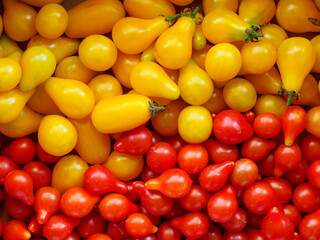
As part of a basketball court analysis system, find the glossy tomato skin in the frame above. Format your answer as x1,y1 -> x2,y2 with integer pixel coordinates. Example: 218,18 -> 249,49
292,182 -> 320,213
203,138 -> 239,164
300,133 -> 320,163
253,112 -> 281,138
307,160 -> 320,189
213,110 -> 254,145
157,221 -> 183,240
0,155 -> 19,184
22,161 -> 51,191
8,137 -> 36,165
76,212 -> 107,239
299,208 -> 320,240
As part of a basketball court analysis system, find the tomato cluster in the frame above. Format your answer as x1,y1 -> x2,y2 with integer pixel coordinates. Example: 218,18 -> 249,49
1,0 -> 320,239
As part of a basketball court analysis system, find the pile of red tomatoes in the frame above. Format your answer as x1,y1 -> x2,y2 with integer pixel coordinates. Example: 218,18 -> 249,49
2,0 -> 320,239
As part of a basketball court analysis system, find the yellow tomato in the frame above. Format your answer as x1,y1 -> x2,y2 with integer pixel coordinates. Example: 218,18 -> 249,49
193,23 -> 207,51
254,95 -> 287,118
202,0 -> 239,15
130,61 -> 180,100
239,38 -> 277,75
169,0 -> 194,6
20,46 -> 56,92
0,105 -> 43,138
0,57 -> 22,92
238,0 -> 276,25
192,44 -> 213,70
0,87 -> 35,124
92,94 -> 159,134
3,0 -> 37,42
202,87 -> 228,114
178,106 -> 212,143
205,43 -> 242,82
223,78 -> 257,112
151,98 -> 188,137
260,24 -> 288,49
55,56 -> 96,84
311,35 -> 320,73
88,74 -> 123,103
79,35 -> 117,71
65,0 -> 125,38
35,3 -> 68,39
245,66 -> 282,95
27,35 -> 80,63
20,0 -> 63,7
178,59 -> 214,105
112,51 -> 141,88
51,155 -> 89,194
104,151 -> 144,181
70,117 -> 111,165
123,0 -> 176,19
45,77 -> 95,119
154,16 -> 195,69
38,115 -> 78,156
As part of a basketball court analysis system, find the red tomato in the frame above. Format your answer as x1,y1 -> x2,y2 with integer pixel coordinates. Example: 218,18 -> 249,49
300,133 -> 320,163
253,112 -> 281,138
8,137 -> 36,165
177,144 -> 209,174
157,221 -> 183,240
179,184 -> 210,212
22,161 -> 51,191
146,142 -> 177,174
203,138 -> 239,164
307,160 -> 320,189
230,159 -> 258,190
292,182 -> 320,213
0,155 -> 19,185
222,208 -> 248,232
36,143 -> 61,163
76,212 -> 107,239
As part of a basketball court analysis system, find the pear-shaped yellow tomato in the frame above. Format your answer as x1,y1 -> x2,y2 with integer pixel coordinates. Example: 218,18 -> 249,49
123,0 -> 176,19
202,87 -> 229,114
0,57 -> 22,92
202,0 -> 239,15
88,74 -> 123,103
45,77 -> 95,119
112,51 -> 141,88
178,106 -> 212,143
55,56 -> 96,84
104,151 -> 144,181
192,44 -> 213,70
151,98 -> 188,137
178,59 -> 214,105
154,15 -> 196,69
311,35 -> 320,73
35,3 -> 68,39
245,66 -> 282,95
38,115 -> 77,156
51,155 -> 89,194
239,38 -> 277,75
2,0 -> 37,42
130,61 -> 180,100
112,16 -> 173,55
27,35 -> 80,63
7,51 -> 22,63
20,46 -> 56,92
277,37 -> 316,104
141,41 -> 156,62
0,106 -> 43,138
65,0 -> 125,38
238,0 -> 276,25
169,0 -> 194,6
92,94 -> 162,134
276,0 -> 320,33
223,78 -> 257,112
0,34 -> 23,57
205,43 -> 242,82
193,23 -> 207,51
27,83 -> 63,115
69,117 -> 111,165
260,24 -> 288,49
78,34 -> 117,72
290,74 -> 320,107
0,87 -> 35,124
254,94 -> 287,118
20,0 -> 63,7
202,8 -> 263,44
127,89 -> 173,106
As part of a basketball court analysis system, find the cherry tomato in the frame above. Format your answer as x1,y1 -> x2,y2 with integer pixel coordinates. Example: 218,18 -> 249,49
8,137 -> 35,165
0,155 -> 19,185
22,161 -> 51,191
292,182 -> 320,213
253,112 -> 281,138
230,159 -> 258,190
203,138 -> 238,164
76,212 -> 107,239
300,133 -> 320,163
177,144 -> 209,174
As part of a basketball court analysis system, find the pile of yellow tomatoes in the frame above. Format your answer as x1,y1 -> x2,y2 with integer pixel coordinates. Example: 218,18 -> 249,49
2,0 -> 320,238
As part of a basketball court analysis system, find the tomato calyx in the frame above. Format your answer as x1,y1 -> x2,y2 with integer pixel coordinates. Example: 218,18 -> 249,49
181,7 -> 202,24
163,14 -> 182,26
149,100 -> 166,118
281,87 -> 301,106
245,24 -> 264,42
308,17 -> 320,26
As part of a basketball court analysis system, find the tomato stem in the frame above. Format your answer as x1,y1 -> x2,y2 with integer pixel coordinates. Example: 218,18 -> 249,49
190,6 -> 199,19
164,14 -> 182,26
149,100 -> 166,118
286,94 -> 294,106
245,24 -> 264,42
281,87 -> 300,106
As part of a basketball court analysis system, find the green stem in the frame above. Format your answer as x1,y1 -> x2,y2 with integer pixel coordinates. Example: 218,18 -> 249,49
164,14 -> 181,26
149,100 -> 165,118
190,6 -> 199,19
286,94 -> 294,106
